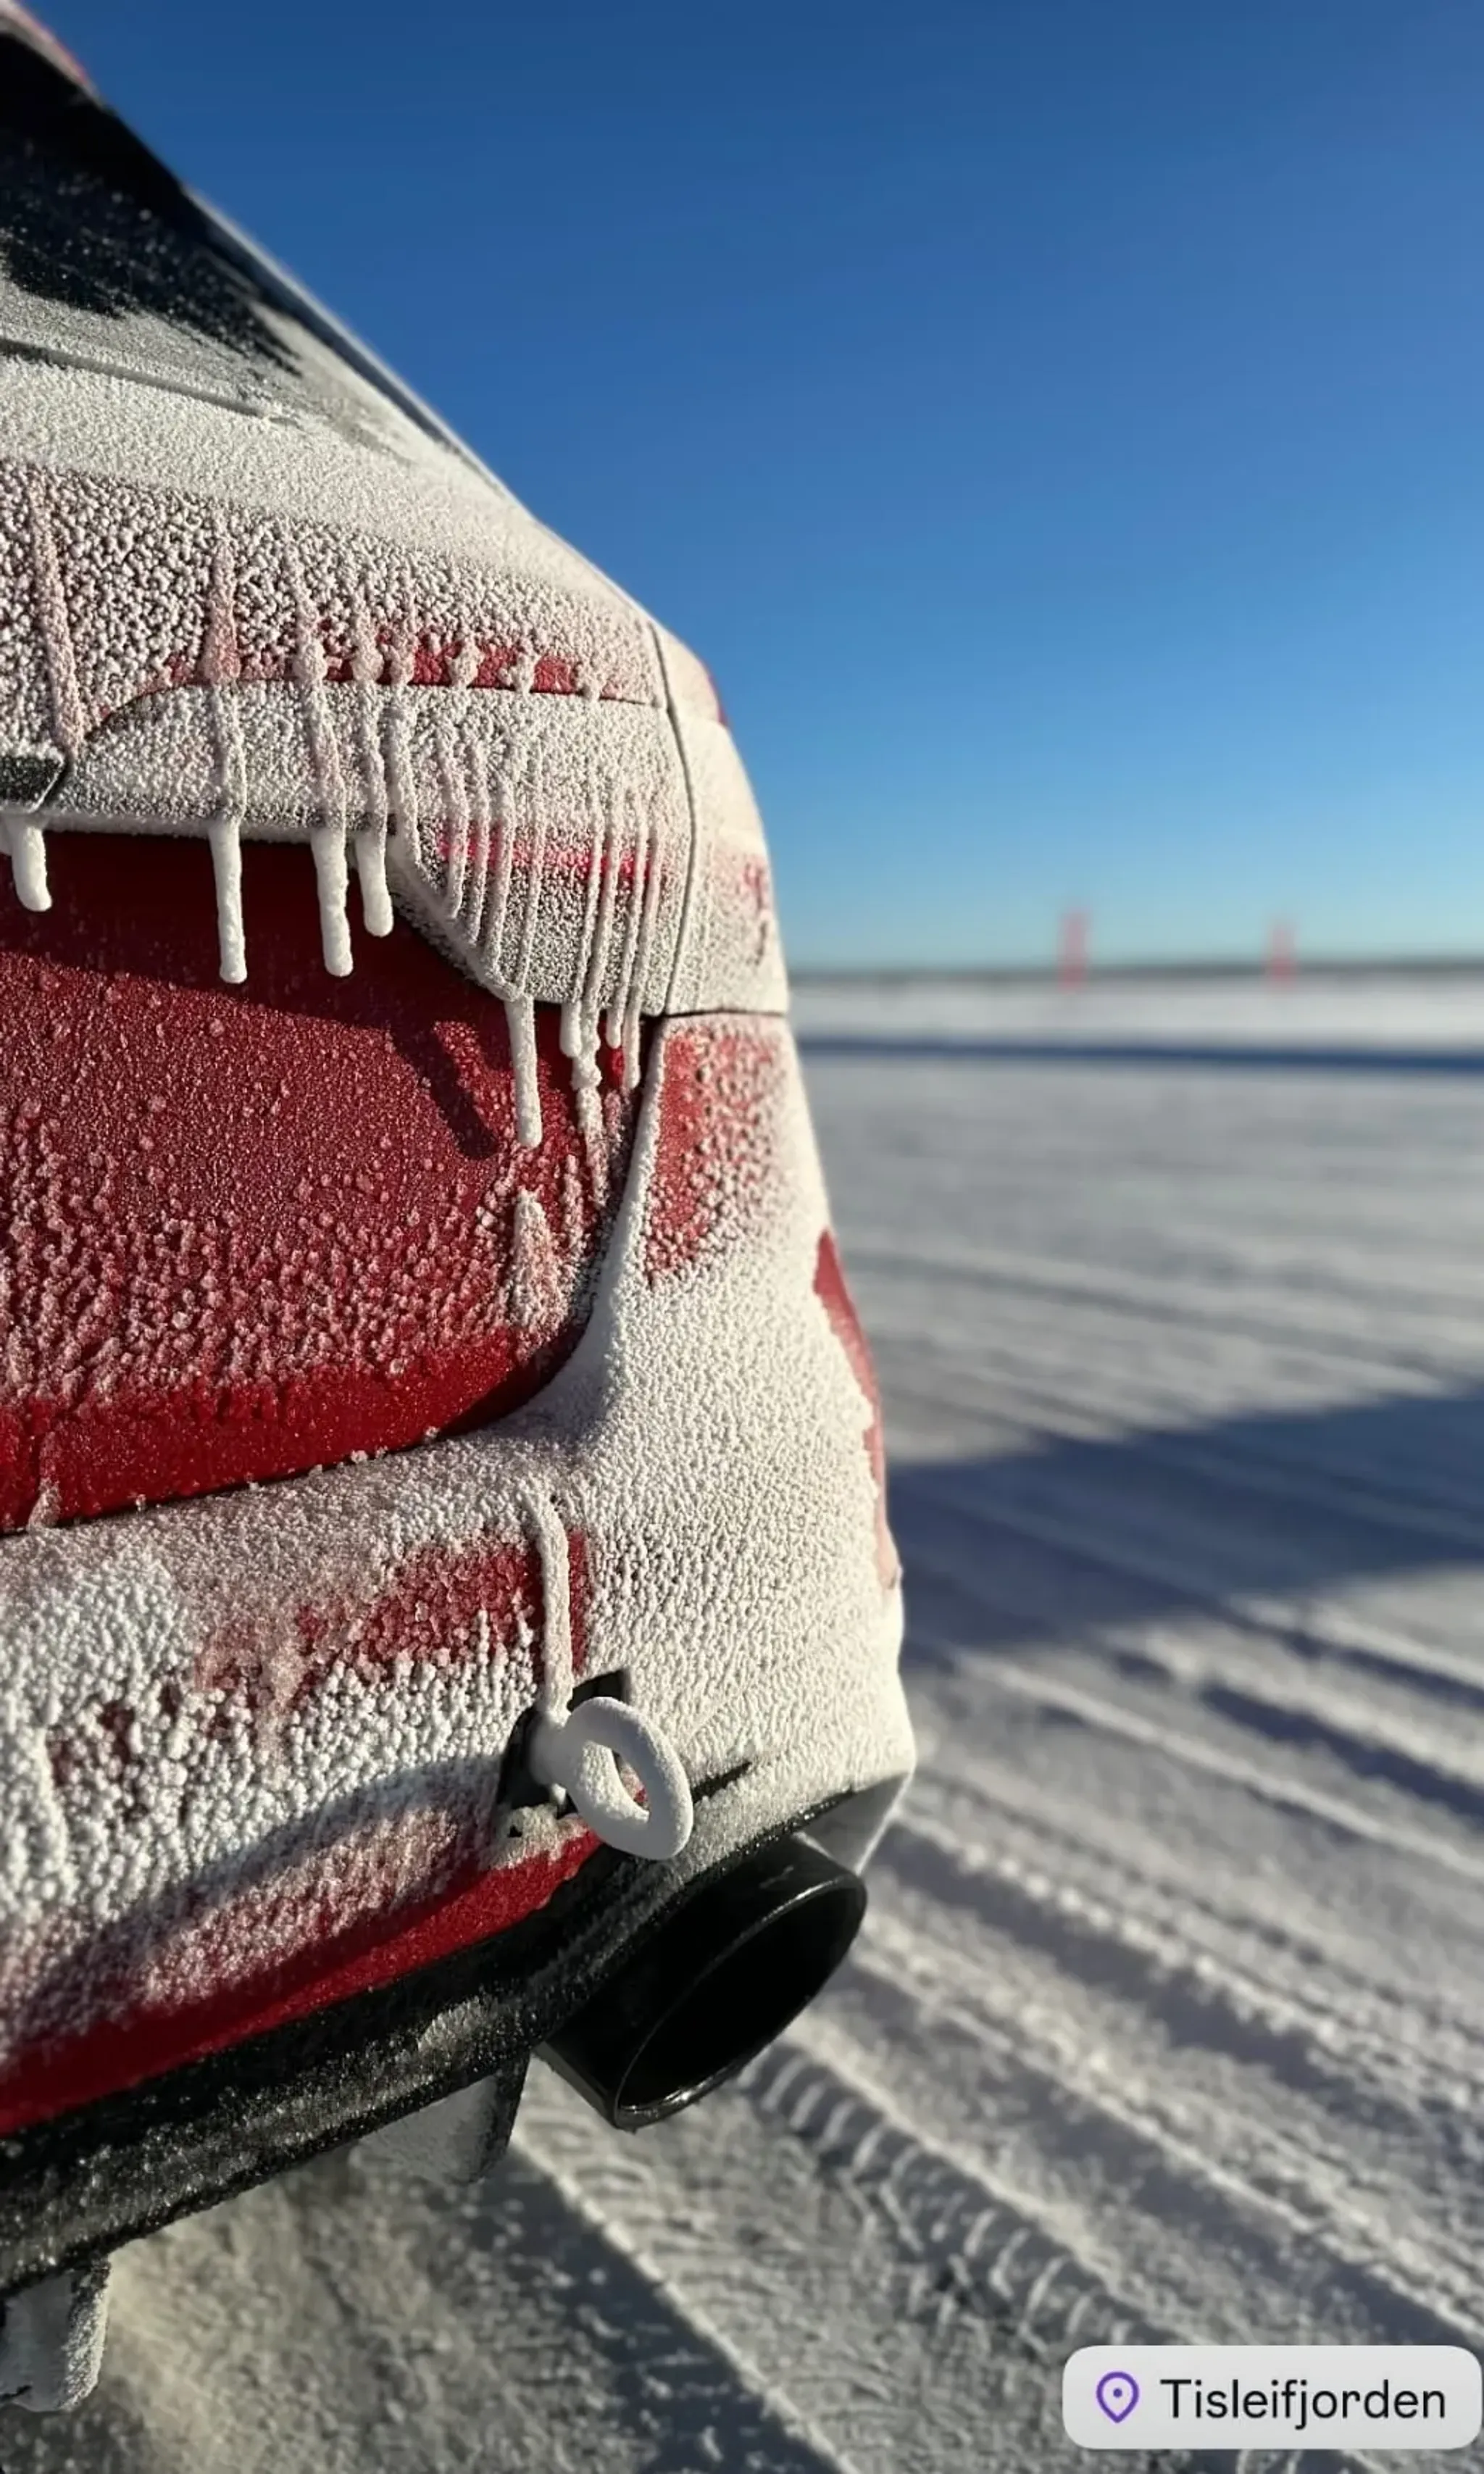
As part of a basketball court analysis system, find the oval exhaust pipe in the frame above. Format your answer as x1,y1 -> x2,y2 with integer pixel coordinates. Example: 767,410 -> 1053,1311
541,1835 -> 866,2129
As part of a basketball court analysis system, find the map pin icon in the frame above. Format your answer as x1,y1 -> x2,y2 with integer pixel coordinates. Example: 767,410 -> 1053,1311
1095,2370 -> 1140,2425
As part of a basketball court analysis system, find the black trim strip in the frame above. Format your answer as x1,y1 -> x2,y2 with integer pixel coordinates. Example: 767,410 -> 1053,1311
0,1793 -> 834,2298
0,1841 -> 655,2295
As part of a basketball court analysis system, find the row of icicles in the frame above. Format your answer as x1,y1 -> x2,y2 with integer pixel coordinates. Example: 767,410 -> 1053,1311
4,488 -> 674,1152
0,783 -> 658,1156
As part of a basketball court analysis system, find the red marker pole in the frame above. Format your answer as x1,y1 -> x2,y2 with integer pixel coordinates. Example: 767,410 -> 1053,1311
1059,908 -> 1088,988
1267,919 -> 1296,984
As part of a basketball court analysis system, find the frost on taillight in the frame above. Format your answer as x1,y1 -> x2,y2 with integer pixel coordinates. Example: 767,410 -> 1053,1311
0,833 -> 642,1530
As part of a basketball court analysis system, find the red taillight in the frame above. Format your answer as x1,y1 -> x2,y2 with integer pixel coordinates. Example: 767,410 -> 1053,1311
0,832 -> 640,1528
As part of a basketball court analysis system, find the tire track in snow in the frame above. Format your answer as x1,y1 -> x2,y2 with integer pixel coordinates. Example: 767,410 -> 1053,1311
516,2046 -> 1279,2474
501,2120 -> 866,2474
892,1769 -> 1484,2099
817,1926 -> 1481,2362
514,2060 -> 1104,2474
1,2143 -> 854,2474
900,1504 -> 1484,1853
860,1815 -> 1484,2343
935,1652 -> 1484,1885
880,1802 -> 1484,2128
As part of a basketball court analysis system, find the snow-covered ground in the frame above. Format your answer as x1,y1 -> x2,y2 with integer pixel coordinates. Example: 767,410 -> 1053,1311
10,1018 -> 1484,2474
793,966 -> 1484,1053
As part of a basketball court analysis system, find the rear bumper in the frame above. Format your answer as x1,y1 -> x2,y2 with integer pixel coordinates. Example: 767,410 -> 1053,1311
0,1012 -> 911,2288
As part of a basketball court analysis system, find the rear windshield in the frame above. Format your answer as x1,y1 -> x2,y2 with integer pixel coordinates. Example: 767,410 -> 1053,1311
0,27 -> 453,449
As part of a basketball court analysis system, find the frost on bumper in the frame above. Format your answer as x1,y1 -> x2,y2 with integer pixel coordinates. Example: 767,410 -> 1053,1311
0,1017 -> 909,2157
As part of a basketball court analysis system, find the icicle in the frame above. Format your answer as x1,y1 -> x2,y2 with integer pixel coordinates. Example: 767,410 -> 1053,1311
204,565 -> 249,978
559,989 -> 604,1150
554,762 -> 609,1134
480,742 -> 519,984
560,1149 -> 585,1258
566,763 -> 606,1038
583,1072 -> 611,1207
207,812 -> 246,983
436,715 -> 470,920
462,715 -> 494,949
621,812 -> 664,1092
575,1049 -> 604,1130
349,578 -> 394,937
201,515 -> 243,694
503,991 -> 542,1149
527,1483 -> 573,1717
381,568 -> 420,884
604,792 -> 644,1052
581,782 -> 622,1044
383,705 -> 418,868
4,815 -> 50,912
287,541 -> 353,979
354,825 -> 393,938
512,749 -> 548,994
312,825 -> 354,978
521,1473 -> 693,1861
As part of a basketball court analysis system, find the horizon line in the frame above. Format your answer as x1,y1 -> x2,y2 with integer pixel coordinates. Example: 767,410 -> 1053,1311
788,952 -> 1484,983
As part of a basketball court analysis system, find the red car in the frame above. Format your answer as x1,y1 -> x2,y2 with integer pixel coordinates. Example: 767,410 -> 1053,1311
0,1 -> 911,2412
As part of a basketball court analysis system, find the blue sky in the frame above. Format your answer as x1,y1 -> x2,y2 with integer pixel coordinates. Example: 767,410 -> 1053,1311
45,0 -> 1484,966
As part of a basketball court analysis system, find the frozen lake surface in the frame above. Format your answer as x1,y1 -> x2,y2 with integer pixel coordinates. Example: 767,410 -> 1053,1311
793,967 -> 1484,1054
10,1024 -> 1484,2474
